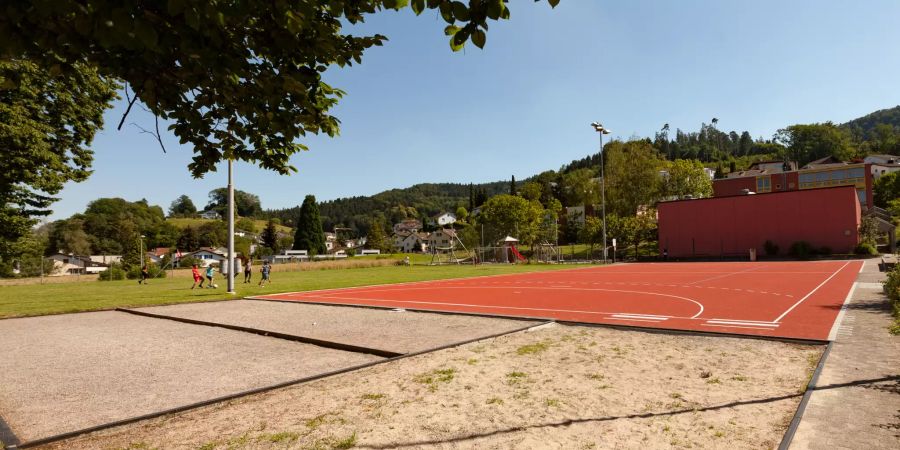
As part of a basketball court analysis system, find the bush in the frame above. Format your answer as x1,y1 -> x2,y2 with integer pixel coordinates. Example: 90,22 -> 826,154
98,263 -> 126,281
885,265 -> 900,335
789,241 -> 814,259
177,255 -> 200,269
854,242 -> 878,256
125,263 -> 167,279
763,240 -> 779,256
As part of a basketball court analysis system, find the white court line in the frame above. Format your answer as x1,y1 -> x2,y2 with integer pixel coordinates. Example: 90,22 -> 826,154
706,320 -> 778,328
298,285 -> 707,319
827,281 -> 859,341
684,265 -> 764,285
700,324 -> 780,331
302,294 -> 674,318
708,318 -> 779,324
773,261 -> 852,323
611,313 -> 671,319
608,317 -> 666,323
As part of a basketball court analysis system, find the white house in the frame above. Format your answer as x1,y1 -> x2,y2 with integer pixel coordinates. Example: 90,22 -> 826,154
864,154 -> 899,165
432,212 -> 457,227
426,228 -> 457,251
88,255 -> 121,265
48,254 -> 109,275
394,231 -> 428,253
324,232 -> 336,251
199,210 -> 221,220
703,167 -> 716,179
184,247 -> 226,267
866,155 -> 900,179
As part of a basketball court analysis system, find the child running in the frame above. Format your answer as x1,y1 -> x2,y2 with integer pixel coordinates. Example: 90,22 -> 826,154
206,264 -> 216,288
243,258 -> 252,284
258,261 -> 271,287
191,264 -> 203,289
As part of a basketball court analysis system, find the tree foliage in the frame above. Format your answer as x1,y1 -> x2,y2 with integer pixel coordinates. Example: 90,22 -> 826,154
261,219 -> 280,253
0,58 -> 117,257
479,194 -> 545,246
874,172 -> 900,209
774,123 -> 853,166
1,0 -> 559,178
660,159 -> 713,199
169,194 -> 197,216
366,217 -> 391,253
206,188 -> 262,218
604,140 -> 663,216
292,195 -> 326,255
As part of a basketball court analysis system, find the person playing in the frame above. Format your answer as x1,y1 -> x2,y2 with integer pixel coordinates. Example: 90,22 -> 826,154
191,264 -> 203,289
206,264 -> 216,288
243,258 -> 252,284
139,265 -> 150,284
258,261 -> 271,287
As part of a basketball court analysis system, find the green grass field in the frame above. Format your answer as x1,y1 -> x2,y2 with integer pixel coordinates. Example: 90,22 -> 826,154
0,263 -> 580,319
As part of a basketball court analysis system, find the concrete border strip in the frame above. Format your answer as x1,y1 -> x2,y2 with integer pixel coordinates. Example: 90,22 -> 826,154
827,282 -> 858,341
777,341 -> 833,450
115,308 -> 403,358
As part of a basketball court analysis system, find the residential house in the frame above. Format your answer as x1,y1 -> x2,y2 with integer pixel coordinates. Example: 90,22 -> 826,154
184,247 -> 227,267
324,232 -> 336,251
273,249 -> 308,263
199,210 -> 221,220
426,228 -> 458,251
432,212 -> 457,227
726,160 -> 797,179
393,219 -> 422,234
864,154 -> 900,179
393,230 -> 428,253
48,253 -> 109,275
88,255 -> 122,265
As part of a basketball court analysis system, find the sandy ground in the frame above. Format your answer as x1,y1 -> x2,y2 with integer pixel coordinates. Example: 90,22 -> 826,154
43,324 -> 823,450
0,311 -> 380,444
132,300 -> 535,354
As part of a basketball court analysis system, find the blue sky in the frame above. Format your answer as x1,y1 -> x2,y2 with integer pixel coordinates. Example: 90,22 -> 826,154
50,0 -> 900,220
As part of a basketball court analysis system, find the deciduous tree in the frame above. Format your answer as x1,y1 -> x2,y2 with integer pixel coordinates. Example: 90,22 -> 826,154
169,195 -> 197,217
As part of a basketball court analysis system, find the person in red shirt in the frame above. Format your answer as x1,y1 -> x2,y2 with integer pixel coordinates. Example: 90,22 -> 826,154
191,264 -> 203,289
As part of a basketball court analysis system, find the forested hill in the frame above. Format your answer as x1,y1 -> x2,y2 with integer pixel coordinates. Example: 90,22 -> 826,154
267,181 -> 510,234
842,105 -> 900,140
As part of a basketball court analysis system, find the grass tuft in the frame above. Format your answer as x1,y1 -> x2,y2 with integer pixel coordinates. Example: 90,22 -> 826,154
516,341 -> 549,355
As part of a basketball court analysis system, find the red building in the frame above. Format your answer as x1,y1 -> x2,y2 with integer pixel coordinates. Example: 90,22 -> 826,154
658,186 -> 860,258
713,162 -> 874,210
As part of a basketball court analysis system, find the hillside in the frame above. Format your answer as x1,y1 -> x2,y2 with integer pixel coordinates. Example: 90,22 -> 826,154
266,105 -> 900,235
842,105 -> 900,140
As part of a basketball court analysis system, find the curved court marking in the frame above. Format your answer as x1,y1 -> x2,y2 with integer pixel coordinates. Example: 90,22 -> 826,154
297,285 -> 706,319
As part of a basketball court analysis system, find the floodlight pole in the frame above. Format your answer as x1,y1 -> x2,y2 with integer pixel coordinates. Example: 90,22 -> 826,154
227,159 -> 235,294
140,234 -> 146,269
591,122 -> 611,264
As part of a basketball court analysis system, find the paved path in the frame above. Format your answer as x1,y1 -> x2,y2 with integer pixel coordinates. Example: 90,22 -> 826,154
790,259 -> 900,449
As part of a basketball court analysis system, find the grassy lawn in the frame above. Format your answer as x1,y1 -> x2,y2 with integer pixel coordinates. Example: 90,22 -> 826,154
0,262 -> 580,319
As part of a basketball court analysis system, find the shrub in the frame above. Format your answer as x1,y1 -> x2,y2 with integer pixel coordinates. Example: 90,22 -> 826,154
98,263 -> 126,281
763,240 -> 779,256
177,255 -> 200,268
885,266 -> 900,335
854,242 -> 878,256
789,241 -> 814,259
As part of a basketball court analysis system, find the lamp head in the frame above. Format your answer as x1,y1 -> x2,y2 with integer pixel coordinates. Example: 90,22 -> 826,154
591,122 -> 611,134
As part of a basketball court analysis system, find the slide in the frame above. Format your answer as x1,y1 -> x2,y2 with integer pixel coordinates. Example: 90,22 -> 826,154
510,245 -> 527,262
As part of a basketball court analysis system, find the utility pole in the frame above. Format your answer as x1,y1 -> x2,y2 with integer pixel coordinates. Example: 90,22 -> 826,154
591,122 -> 611,264
227,160 -> 235,294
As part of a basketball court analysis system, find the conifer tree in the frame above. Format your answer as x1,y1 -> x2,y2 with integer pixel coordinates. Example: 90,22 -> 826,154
293,195 -> 326,255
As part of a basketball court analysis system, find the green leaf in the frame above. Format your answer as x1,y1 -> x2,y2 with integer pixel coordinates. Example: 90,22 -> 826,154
548,0 -> 561,7
449,34 -> 465,52
486,0 -> 503,20
472,29 -> 486,49
439,2 -> 453,23
451,1 -> 469,21
444,25 -> 460,36
411,0 -> 426,15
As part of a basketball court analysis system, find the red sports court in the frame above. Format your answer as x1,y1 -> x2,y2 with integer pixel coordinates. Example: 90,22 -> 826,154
252,260 -> 862,341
